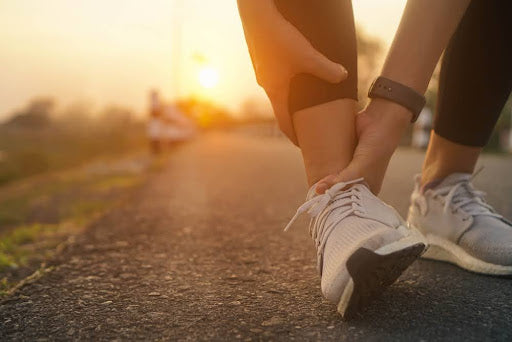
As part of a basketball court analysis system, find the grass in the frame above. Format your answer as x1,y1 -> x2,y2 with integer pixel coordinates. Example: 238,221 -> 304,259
0,170 -> 143,230
0,191 -> 123,273
0,175 -> 78,227
90,174 -> 140,192
0,277 -> 9,297
0,224 -> 56,271
0,152 -> 159,296
0,196 -> 29,227
0,103 -> 147,186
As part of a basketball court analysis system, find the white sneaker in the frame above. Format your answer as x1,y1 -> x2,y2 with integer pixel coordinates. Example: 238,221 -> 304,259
285,178 -> 425,320
407,173 -> 512,275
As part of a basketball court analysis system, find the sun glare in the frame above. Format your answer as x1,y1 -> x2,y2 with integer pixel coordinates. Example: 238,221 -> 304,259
198,67 -> 219,89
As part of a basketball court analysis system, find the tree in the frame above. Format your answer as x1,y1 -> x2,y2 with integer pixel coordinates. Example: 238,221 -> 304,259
4,98 -> 55,128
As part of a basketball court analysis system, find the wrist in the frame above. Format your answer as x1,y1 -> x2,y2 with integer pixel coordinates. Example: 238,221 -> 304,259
368,76 -> 425,122
366,98 -> 413,127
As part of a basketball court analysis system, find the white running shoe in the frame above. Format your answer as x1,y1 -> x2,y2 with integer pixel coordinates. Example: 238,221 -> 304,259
285,178 -> 425,320
407,173 -> 512,275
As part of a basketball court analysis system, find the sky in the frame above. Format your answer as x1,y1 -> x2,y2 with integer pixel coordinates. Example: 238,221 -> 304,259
0,0 -> 407,121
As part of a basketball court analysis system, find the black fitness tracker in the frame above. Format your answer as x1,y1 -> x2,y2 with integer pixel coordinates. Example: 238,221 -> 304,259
368,76 -> 426,123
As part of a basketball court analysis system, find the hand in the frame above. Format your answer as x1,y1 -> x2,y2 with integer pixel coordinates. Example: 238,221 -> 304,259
315,99 -> 412,194
238,0 -> 348,144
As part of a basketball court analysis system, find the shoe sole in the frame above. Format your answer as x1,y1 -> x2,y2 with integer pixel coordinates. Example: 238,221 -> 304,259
337,242 -> 425,320
420,233 -> 512,276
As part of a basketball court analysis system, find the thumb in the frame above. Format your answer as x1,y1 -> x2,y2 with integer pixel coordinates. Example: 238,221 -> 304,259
303,49 -> 348,84
315,160 -> 363,194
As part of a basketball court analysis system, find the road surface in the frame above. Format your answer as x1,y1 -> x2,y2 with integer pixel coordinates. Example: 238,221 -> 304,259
1,132 -> 512,341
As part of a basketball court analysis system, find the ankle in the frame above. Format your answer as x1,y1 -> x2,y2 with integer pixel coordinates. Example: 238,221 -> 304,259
420,170 -> 443,188
420,160 -> 476,187
421,133 -> 481,187
362,99 -> 411,141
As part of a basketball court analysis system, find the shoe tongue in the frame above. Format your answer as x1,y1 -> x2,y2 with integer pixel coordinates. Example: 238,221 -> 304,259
434,173 -> 492,215
421,173 -> 471,193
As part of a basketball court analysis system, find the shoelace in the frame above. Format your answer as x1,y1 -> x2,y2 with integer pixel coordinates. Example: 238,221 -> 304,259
431,180 -> 502,220
284,178 -> 366,262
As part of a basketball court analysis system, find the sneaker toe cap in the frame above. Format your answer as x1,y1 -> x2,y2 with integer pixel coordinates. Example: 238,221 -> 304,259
459,218 -> 512,266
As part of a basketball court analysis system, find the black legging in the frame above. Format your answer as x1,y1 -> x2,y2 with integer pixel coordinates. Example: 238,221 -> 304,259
434,0 -> 512,147
246,0 -> 512,147
272,0 -> 358,113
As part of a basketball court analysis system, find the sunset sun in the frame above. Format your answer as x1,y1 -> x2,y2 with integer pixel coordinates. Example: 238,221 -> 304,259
198,67 -> 219,89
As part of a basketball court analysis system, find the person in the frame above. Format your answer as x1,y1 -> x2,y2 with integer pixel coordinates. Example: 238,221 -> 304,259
148,90 -> 163,155
161,103 -> 196,146
237,0 -> 512,319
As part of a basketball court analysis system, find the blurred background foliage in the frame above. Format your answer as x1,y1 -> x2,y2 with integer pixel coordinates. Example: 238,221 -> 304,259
0,98 -> 145,185
0,25 -> 510,186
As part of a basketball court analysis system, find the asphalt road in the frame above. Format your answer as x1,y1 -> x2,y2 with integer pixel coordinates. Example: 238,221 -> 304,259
1,132 -> 512,341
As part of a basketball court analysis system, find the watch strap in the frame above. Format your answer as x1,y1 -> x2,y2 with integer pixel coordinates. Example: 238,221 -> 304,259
368,76 -> 426,123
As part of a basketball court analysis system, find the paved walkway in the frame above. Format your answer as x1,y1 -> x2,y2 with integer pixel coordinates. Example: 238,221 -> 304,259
1,133 -> 511,341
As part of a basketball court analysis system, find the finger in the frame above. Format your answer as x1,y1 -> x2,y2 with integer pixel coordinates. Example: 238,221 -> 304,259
302,49 -> 348,84
315,161 -> 362,194
314,174 -> 338,194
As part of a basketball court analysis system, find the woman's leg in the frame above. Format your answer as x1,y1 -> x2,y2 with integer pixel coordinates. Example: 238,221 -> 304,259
275,1 -> 427,320
274,0 -> 358,186
294,100 -> 356,185
409,1 -> 512,276
421,0 -> 512,185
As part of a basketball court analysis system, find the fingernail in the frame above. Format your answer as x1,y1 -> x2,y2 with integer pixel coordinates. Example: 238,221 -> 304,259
316,183 -> 326,194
